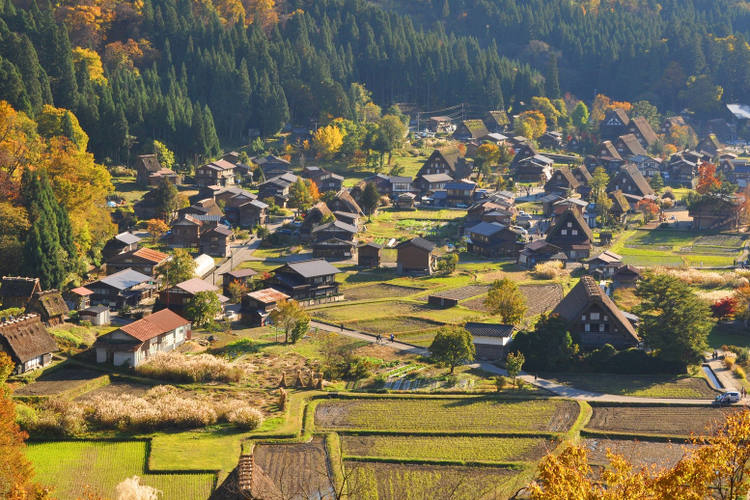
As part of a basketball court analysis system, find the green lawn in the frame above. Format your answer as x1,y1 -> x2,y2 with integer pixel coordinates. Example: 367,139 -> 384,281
341,435 -> 553,463
611,228 -> 740,267
542,373 -> 717,399
708,322 -> 750,349
26,441 -> 215,500
314,397 -> 577,433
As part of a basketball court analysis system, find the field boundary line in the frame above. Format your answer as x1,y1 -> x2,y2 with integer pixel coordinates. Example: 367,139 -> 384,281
586,400 -> 714,408
320,391 -> 555,401
343,455 -> 530,469
327,429 -> 562,438
580,429 -> 694,442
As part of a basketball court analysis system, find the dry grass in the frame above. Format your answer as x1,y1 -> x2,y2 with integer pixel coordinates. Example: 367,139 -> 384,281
533,260 -> 565,279
136,352 -> 244,383
656,268 -> 750,289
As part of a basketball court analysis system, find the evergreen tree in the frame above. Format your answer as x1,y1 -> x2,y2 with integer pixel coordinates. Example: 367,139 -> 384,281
545,55 -> 561,99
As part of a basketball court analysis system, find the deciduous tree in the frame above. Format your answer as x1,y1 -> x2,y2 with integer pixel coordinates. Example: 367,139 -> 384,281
505,351 -> 525,387
269,299 -> 310,344
485,278 -> 527,325
429,326 -> 476,374
160,248 -> 196,287
185,291 -> 222,328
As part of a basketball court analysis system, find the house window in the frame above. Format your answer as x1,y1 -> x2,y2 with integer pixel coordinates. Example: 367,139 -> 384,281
567,222 -> 572,227
599,323 -> 606,332
590,312 -> 600,320
585,323 -> 591,332
572,230 -> 578,236
561,229 -> 567,235
581,314 -> 586,321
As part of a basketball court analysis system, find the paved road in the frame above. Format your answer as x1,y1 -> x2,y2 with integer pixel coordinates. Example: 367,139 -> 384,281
317,321 -> 749,406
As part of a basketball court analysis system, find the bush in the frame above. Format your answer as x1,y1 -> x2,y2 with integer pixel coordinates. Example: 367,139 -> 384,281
226,406 -> 264,430
733,365 -> 746,380
30,399 -> 86,436
724,356 -> 736,370
135,352 -> 244,383
533,260 -> 564,279
15,403 -> 38,428
604,348 -> 685,374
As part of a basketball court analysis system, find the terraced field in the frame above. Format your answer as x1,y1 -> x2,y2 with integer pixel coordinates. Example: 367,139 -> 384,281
26,441 -> 215,500
342,283 -> 424,301
253,437 -> 334,499
315,397 -> 579,433
586,405 -> 738,436
464,283 -> 563,316
341,435 -> 555,462
582,438 -> 695,469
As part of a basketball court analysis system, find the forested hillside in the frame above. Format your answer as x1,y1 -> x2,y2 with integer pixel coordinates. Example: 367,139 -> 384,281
0,0 -> 537,164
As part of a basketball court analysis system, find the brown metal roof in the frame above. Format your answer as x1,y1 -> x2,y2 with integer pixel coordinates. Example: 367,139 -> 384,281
246,288 -> 289,304
119,308 -> 190,342
132,247 -> 171,264
174,278 -> 219,295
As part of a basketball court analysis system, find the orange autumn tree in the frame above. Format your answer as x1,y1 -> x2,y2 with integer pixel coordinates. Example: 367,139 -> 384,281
529,410 -> 750,500
696,162 -> 721,194
0,353 -> 51,499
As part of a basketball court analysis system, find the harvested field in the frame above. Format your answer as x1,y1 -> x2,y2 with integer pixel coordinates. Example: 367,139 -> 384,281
463,283 -> 563,316
75,380 -> 150,400
583,438 -> 695,469
542,373 -> 717,399
349,317 -> 439,335
341,435 -> 555,462
14,368 -> 105,397
587,406 -> 739,436
343,283 -> 423,301
346,461 -> 523,500
253,436 -> 334,499
315,397 -> 578,433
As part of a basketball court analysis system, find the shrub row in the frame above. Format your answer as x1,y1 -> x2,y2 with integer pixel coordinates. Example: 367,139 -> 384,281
135,352 -> 244,383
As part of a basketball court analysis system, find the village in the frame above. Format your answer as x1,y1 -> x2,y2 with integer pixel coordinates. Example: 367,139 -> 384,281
2,103 -> 750,499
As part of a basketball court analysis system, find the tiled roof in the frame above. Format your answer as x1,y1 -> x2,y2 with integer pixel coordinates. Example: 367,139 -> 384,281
281,260 -> 341,278
464,322 -> 515,338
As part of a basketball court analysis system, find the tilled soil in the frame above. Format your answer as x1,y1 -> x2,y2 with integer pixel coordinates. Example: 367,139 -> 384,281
253,436 -> 334,499
587,406 -> 740,436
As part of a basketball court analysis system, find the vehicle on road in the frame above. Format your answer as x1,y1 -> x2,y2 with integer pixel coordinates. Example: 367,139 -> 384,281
714,391 -> 741,405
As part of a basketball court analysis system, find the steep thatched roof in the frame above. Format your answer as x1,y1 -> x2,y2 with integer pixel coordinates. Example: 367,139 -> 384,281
28,290 -> 69,318
0,314 -> 57,363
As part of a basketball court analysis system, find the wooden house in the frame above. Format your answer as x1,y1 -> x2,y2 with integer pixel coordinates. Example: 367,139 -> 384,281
237,199 -> 268,229
483,110 -> 510,133
135,154 -> 180,186
396,238 -> 436,275
626,117 -> 658,148
106,247 -> 170,278
0,314 -> 57,374
613,265 -> 642,288
587,250 -> 623,278
66,286 -> 93,311
88,268 -> 156,309
599,108 -> 630,141
545,166 -> 581,196
179,198 -> 224,219
301,166 -> 344,192
102,232 -> 141,260
615,134 -> 648,157
301,202 -> 334,239
333,211 -> 360,228
697,134 -> 723,157
395,192 -> 417,210
720,158 -> 750,189
417,149 -> 473,180
79,305 -> 110,326
538,131 -> 564,150
445,179 -> 477,207
688,194 -> 745,231
426,116 -> 454,133
171,214 -> 204,248
221,268 -> 257,298
513,155 -> 554,183
312,238 -> 356,261
195,159 -> 236,187
607,164 -> 654,198
328,189 -> 364,216
241,288 -> 290,327
546,209 -> 594,260
465,322 -> 515,361
26,290 -> 68,326
0,276 -> 41,309
415,173 -> 453,194
265,260 -> 341,301
311,220 -> 357,243
467,222 -> 524,258
517,239 -> 566,268
467,200 -> 515,225
94,308 -> 191,367
258,173 -> 297,207
454,119 -> 489,141
629,155 -> 662,179
158,278 -> 228,315
253,155 -> 292,179
358,242 -> 382,268
552,276 -> 639,349
200,225 -> 233,257
608,190 -> 630,222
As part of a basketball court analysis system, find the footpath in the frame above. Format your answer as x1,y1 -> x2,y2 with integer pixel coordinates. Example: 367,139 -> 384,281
314,320 -> 749,406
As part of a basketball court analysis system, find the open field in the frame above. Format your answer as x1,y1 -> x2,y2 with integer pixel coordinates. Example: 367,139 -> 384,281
343,283 -> 425,301
611,229 -> 743,267
346,461 -> 524,500
26,441 -> 215,500
582,438 -> 695,469
253,437 -> 334,499
586,406 -> 739,436
418,284 -> 489,301
463,283 -> 563,316
76,380 -> 150,400
541,373 -> 717,399
364,208 -> 464,242
341,435 -> 555,463
14,367 -> 106,397
315,397 -> 579,433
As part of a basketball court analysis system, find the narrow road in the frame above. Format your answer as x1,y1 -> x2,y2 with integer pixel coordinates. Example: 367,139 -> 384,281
316,321 -> 748,406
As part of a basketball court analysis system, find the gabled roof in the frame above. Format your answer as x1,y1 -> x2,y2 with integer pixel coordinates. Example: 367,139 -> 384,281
174,278 -> 219,295
464,322 -> 515,338
629,117 -> 658,146
604,108 -> 631,127
469,221 -> 507,237
70,286 -> 94,297
223,268 -> 257,279
548,208 -> 594,242
548,166 -> 581,189
277,260 -> 341,278
98,269 -> 152,291
208,159 -> 236,171
609,164 -> 654,197
173,214 -> 202,226
253,154 -> 291,167
0,276 -> 41,300
202,225 -> 233,237
312,220 -> 357,235
136,154 -> 162,173
312,237 -> 356,248
114,232 -> 141,246
485,110 -> 510,127
358,242 -> 383,249
573,165 -> 593,183
397,237 -> 436,252
552,276 -> 639,344
119,308 -> 190,342
29,290 -> 68,317
608,190 -> 630,213
193,254 -> 215,277
599,140 -> 622,161
614,264 -> 641,278
420,173 -> 454,183
130,247 -> 170,264
617,134 -> 648,156
456,119 -> 489,139
246,288 -> 289,304
0,314 -> 57,363
588,250 -> 622,264
523,239 -> 562,253
332,189 -> 364,216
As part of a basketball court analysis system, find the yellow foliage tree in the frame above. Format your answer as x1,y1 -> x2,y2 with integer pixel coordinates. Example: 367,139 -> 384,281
529,410 -> 750,500
514,110 -> 547,139
36,105 -> 89,152
72,47 -> 107,85
312,124 -> 345,159
475,143 -> 500,167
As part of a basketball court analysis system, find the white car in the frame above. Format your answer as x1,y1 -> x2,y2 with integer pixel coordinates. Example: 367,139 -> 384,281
714,391 -> 741,405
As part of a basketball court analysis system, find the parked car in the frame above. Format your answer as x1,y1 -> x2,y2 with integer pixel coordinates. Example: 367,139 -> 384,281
714,391 -> 741,405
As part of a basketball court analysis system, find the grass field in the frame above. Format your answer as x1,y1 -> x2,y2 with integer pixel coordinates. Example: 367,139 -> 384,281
364,208 -> 464,242
26,441 -> 215,500
315,397 -> 578,433
542,373 -> 717,399
346,461 -> 525,500
611,228 -> 742,267
341,435 -> 555,463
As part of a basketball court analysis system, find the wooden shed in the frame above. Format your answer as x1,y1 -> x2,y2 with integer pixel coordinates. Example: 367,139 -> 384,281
357,242 -> 382,268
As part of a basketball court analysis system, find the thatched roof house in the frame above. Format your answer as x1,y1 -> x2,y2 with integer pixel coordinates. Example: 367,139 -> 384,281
0,314 -> 57,374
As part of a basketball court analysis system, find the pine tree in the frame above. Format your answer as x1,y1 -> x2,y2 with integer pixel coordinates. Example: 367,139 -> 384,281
545,55 -> 561,99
